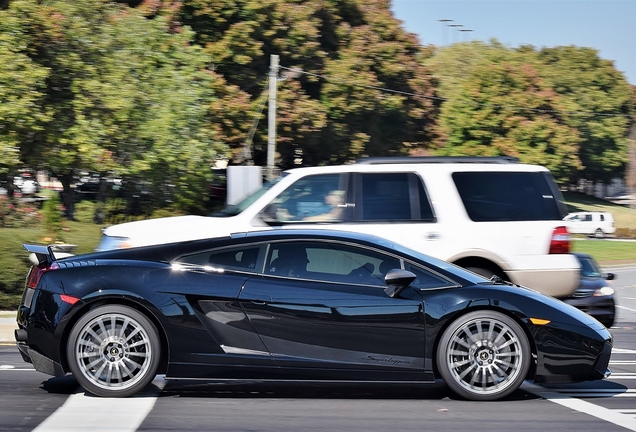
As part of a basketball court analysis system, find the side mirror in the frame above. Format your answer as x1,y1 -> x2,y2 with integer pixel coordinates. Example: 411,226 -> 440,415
384,269 -> 417,298
605,273 -> 615,281
259,204 -> 282,225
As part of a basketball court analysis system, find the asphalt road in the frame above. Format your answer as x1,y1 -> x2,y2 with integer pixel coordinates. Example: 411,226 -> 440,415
0,268 -> 634,432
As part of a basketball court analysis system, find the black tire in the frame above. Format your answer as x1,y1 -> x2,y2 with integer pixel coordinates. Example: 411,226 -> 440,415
66,305 -> 161,397
436,310 -> 531,401
594,228 -> 605,239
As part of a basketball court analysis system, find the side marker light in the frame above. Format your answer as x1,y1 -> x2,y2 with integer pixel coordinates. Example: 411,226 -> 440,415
60,294 -> 80,305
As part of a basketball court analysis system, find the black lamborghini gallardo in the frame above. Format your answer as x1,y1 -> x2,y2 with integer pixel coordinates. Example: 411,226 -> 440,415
16,229 -> 612,400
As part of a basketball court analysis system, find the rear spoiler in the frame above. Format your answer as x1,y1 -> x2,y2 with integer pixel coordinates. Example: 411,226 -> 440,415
23,243 -> 77,266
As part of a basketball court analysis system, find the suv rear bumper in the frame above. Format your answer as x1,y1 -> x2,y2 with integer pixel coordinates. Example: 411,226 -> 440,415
508,267 -> 579,297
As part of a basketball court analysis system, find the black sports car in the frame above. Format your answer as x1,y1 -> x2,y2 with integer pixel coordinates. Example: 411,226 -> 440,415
16,230 -> 612,401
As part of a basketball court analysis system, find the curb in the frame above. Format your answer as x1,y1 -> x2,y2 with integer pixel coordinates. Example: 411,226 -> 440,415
0,313 -> 17,344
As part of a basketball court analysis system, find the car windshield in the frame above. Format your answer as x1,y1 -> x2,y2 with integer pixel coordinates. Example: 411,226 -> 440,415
213,174 -> 287,217
578,255 -> 602,278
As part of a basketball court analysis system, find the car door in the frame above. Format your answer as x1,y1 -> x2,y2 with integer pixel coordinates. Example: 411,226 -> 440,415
238,240 -> 429,376
173,244 -> 276,367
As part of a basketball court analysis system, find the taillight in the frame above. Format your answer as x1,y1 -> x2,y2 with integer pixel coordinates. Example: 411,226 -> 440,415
549,226 -> 571,254
26,262 -> 59,289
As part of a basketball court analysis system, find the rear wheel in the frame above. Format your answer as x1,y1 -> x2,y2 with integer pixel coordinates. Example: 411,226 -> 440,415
436,310 -> 531,401
594,228 -> 605,239
66,305 -> 160,397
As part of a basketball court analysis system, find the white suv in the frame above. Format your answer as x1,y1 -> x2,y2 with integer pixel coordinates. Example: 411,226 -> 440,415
97,157 -> 579,297
564,211 -> 616,238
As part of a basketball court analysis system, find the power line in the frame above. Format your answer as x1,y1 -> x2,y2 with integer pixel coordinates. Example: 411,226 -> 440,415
279,65 -> 634,119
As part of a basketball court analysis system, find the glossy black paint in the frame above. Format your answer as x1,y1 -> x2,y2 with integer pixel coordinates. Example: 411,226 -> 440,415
16,229 -> 612,391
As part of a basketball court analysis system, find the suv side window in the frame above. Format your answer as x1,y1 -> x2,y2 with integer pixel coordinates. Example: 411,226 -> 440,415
453,171 -> 565,221
355,173 -> 434,222
261,174 -> 350,222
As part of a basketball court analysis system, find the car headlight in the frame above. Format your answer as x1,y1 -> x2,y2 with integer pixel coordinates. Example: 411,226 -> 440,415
593,286 -> 614,297
95,235 -> 132,251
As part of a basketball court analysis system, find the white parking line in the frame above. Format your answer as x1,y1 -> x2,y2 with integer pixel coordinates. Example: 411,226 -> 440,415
522,382 -> 636,431
617,305 -> 636,313
613,348 -> 636,354
32,377 -> 165,432
553,389 -> 636,397
609,374 -> 636,379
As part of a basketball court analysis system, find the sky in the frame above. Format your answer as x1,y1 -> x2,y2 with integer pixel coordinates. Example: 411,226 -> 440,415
390,0 -> 636,84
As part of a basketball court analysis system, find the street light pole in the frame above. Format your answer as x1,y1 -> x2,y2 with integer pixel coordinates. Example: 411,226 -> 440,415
267,54 -> 279,182
438,19 -> 453,46
448,24 -> 463,44
460,29 -> 474,42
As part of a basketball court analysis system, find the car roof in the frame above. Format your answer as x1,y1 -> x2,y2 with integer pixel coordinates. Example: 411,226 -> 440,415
282,161 -> 550,176
233,228 -> 381,243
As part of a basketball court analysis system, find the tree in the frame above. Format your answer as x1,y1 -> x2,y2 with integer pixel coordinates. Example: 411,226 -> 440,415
537,46 -> 634,185
177,0 -> 438,168
0,2 -> 49,185
426,41 -> 634,184
428,41 -> 581,182
1,0 -> 224,215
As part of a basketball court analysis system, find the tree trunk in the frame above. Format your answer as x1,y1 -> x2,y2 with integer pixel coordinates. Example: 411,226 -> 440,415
59,172 -> 75,220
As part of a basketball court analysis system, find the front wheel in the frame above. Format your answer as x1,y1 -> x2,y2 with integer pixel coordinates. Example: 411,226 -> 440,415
66,305 -> 161,397
436,310 -> 531,401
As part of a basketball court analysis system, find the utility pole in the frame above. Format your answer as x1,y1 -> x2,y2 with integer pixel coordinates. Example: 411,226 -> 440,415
267,54 -> 279,182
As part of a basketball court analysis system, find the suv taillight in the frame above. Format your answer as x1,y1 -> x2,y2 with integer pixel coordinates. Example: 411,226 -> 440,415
549,226 -> 571,254
26,262 -> 59,289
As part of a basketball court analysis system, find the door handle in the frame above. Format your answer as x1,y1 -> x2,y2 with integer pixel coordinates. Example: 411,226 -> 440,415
251,300 -> 269,305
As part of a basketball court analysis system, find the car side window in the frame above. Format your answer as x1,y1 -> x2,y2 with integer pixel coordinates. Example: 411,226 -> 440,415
453,171 -> 564,221
403,262 -> 457,289
261,174 -> 350,222
356,173 -> 434,222
266,241 -> 400,286
176,246 -> 261,272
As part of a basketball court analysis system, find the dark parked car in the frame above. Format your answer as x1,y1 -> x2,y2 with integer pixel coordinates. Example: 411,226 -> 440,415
16,230 -> 612,400
562,252 -> 617,328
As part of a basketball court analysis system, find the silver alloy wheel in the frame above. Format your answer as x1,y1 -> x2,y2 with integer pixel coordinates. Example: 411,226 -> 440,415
437,311 -> 530,400
68,305 -> 160,397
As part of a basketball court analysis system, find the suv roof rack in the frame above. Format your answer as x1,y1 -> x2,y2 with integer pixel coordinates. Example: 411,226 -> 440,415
355,156 -> 519,165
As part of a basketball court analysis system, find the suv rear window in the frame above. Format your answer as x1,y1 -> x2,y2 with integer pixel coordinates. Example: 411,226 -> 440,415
452,171 -> 566,221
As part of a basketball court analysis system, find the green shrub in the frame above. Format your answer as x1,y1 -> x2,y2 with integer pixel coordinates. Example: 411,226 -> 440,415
150,207 -> 186,219
74,200 -> 97,223
41,194 -> 64,240
103,198 -> 128,224
0,221 -> 104,310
